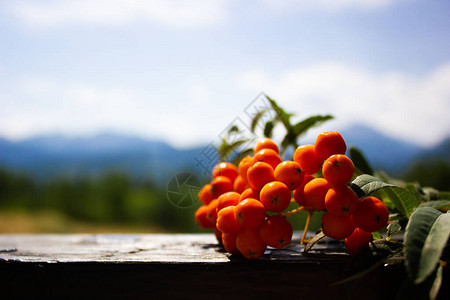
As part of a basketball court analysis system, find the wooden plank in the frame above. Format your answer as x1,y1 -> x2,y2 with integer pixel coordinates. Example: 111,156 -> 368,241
0,234 -> 447,300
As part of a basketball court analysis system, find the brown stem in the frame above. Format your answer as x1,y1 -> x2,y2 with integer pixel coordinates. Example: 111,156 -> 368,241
282,206 -> 305,217
301,210 -> 314,245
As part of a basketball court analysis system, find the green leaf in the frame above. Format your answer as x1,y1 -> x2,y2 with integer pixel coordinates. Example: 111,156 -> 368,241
250,109 -> 268,133
439,191 -> 450,200
217,139 -> 248,161
292,115 -> 334,137
419,200 -> 450,210
349,146 -> 373,175
263,120 -> 274,138
372,231 -> 383,240
404,207 -> 450,284
387,222 -> 401,237
351,174 -> 420,218
264,94 -> 292,130
429,264 -> 443,300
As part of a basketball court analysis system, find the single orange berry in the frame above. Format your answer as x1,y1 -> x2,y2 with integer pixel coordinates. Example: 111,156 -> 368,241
198,184 -> 214,205
222,233 -> 239,255
345,228 -> 373,255
239,188 -> 260,202
233,175 -> 247,194
211,175 -> 233,198
322,154 -> 355,186
315,131 -> 347,161
212,162 -> 238,182
353,196 -> 389,232
206,199 -> 219,224
217,191 -> 240,212
235,198 -> 267,229
293,145 -> 322,175
255,137 -> 279,154
322,212 -> 355,240
259,215 -> 293,249
259,181 -> 291,212
238,156 -> 254,182
325,185 -> 360,217
195,205 -> 214,229
247,161 -> 275,191
274,161 -> 305,191
254,148 -> 282,170
303,178 -> 331,211
216,206 -> 242,235
293,175 -> 315,207
236,228 -> 267,259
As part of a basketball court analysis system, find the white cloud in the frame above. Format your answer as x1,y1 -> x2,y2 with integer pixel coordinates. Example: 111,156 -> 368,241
262,0 -> 402,13
238,61 -> 450,147
6,0 -> 229,29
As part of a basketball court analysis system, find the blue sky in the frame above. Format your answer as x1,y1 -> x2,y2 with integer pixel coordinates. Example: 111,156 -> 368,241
0,0 -> 449,148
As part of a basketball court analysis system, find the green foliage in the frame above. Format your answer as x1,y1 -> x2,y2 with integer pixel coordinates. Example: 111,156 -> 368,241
0,168 -> 199,232
404,207 -> 450,284
349,146 -> 373,175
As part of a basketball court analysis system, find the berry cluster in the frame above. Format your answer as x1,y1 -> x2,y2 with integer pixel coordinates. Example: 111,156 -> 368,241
195,131 -> 389,259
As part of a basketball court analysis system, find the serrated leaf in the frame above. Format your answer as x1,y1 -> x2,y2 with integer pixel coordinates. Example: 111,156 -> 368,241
404,207 -> 450,284
263,120 -> 274,138
349,146 -> 373,175
351,174 -> 420,218
292,115 -> 334,137
250,109 -> 268,133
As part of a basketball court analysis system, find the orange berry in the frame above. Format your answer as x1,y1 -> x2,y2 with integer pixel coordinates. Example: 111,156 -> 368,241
322,212 -> 355,240
211,176 -> 233,198
216,206 -> 242,235
238,156 -> 254,182
212,162 -> 238,182
236,228 -> 267,259
195,205 -> 214,229
247,161 -> 275,191
325,185 -> 360,217
214,227 -> 222,244
322,154 -> 355,186
217,191 -> 240,212
353,196 -> 389,232
293,145 -> 322,175
235,198 -> 267,229
255,137 -> 279,154
198,184 -> 214,205
303,178 -> 331,211
222,233 -> 239,255
259,181 -> 291,212
206,199 -> 219,224
345,228 -> 373,255
315,131 -> 347,161
239,188 -> 260,202
274,161 -> 305,190
233,175 -> 247,194
259,215 -> 293,249
254,148 -> 282,170
293,175 -> 315,207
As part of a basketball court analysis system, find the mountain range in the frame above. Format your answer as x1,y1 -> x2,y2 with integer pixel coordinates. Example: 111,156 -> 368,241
0,124 -> 448,185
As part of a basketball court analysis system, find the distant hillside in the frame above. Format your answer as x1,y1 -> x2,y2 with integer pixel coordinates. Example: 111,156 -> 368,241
0,133 -> 207,184
0,126 -> 447,183
340,124 -> 427,173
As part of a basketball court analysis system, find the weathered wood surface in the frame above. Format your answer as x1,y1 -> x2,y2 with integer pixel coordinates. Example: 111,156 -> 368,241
0,234 -> 447,300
